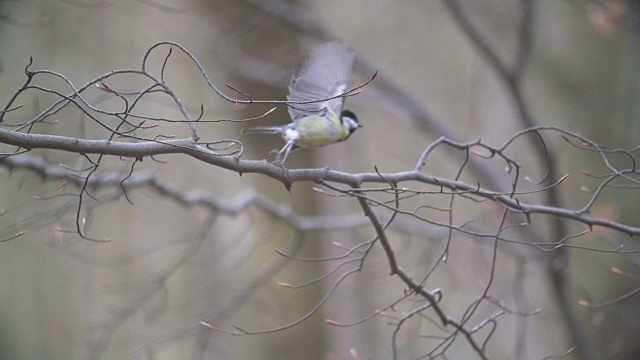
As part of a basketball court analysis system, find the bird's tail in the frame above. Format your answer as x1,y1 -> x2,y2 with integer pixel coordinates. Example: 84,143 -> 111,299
241,126 -> 284,134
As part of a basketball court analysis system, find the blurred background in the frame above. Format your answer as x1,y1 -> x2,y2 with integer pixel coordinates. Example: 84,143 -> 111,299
1,0 -> 640,359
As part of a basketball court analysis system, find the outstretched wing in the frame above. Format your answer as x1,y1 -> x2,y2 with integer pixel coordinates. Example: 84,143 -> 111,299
287,41 -> 355,121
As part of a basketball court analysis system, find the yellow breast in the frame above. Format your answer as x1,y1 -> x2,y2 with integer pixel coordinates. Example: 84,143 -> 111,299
289,114 -> 349,148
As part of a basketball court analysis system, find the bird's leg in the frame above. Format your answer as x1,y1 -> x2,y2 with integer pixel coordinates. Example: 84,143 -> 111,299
274,141 -> 295,166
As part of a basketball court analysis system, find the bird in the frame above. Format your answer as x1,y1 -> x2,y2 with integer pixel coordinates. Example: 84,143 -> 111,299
242,41 -> 362,166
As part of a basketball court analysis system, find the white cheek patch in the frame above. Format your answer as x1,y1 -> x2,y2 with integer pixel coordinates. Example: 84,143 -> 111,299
283,128 -> 300,142
343,117 -> 359,131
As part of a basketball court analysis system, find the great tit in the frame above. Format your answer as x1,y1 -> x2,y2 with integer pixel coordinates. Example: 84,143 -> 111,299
242,41 -> 362,165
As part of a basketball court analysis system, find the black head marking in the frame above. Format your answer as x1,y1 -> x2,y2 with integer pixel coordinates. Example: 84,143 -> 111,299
340,110 -> 362,139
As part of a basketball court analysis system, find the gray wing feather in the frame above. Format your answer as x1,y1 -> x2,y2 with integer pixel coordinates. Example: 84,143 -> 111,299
287,42 -> 355,121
